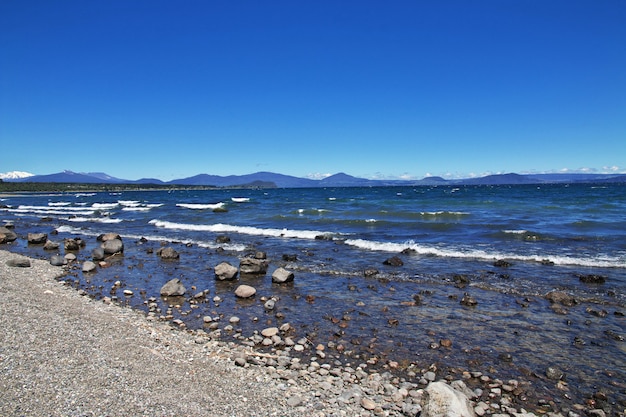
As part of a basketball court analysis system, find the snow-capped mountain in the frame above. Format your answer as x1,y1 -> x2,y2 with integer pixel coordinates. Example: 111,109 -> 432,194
0,171 -> 35,180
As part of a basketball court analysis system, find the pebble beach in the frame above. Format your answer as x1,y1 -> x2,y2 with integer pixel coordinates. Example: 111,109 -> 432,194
1,247 -> 620,417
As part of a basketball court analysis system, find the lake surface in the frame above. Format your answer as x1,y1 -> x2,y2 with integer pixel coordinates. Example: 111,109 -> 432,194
2,183 -> 625,412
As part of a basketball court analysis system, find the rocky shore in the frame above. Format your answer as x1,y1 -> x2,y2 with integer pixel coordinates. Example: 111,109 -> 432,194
1,224 -> 623,417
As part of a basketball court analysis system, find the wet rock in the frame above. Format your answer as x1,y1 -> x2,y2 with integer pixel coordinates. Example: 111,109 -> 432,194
102,238 -> 124,255
50,255 -> 67,266
6,258 -> 31,268
160,278 -> 186,296
264,299 -> 275,310
92,247 -> 106,261
43,240 -> 60,250
282,254 -> 298,261
421,381 -> 476,417
157,246 -> 180,260
97,233 -> 122,242
64,238 -> 80,251
261,327 -> 279,337
214,262 -> 238,280
577,274 -> 606,284
460,293 -> 478,307
546,291 -> 577,307
235,284 -> 256,298
453,274 -> 470,288
27,233 -> 48,244
272,267 -> 294,283
239,257 -> 268,275
383,256 -> 404,267
215,235 -> 231,244
493,259 -> 511,267
82,261 -> 97,273
545,366 -> 565,380
0,226 -> 18,243
364,268 -> 379,277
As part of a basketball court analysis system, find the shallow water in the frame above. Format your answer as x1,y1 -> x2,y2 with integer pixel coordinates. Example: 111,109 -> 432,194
1,184 -> 625,413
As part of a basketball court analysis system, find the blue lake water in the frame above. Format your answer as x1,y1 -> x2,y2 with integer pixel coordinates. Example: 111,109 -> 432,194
2,183 -> 625,411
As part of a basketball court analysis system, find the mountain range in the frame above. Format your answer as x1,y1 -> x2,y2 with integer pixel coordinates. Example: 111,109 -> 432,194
2,170 -> 625,187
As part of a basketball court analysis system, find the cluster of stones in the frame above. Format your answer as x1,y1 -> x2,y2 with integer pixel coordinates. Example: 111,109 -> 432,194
177,322 -> 569,417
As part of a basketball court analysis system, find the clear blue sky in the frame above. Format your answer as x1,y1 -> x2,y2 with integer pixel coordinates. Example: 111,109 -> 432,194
1,1 -> 625,181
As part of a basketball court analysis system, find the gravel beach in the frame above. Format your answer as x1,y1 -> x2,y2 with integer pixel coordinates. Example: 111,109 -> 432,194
0,250 -> 304,417
2,248 -> 619,417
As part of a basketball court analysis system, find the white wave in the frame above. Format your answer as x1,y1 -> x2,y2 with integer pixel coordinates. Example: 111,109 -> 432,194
420,211 -> 469,216
176,203 -> 225,210
10,206 -> 96,216
231,197 -> 250,203
66,217 -> 123,224
119,200 -> 141,207
18,205 -> 92,212
344,239 -> 626,269
55,225 -> 85,234
122,206 -> 153,212
75,193 -> 96,197
503,229 -> 528,234
366,219 -> 377,223
146,203 -> 163,208
149,219 -> 329,240
91,203 -> 119,209
48,202 -> 72,206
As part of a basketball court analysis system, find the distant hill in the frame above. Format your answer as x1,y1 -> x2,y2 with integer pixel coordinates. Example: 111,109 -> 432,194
14,170 -> 126,184
4,169 -> 626,187
459,173 -> 540,185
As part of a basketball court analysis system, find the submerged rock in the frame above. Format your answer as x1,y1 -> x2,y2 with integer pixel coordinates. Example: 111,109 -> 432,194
545,290 -> 577,307
160,278 -> 186,296
383,256 -> 404,267
577,274 -> 606,284
157,247 -> 180,260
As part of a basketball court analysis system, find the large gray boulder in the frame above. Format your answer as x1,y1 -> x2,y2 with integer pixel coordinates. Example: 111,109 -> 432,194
98,233 -> 122,242
82,261 -> 97,273
234,285 -> 256,298
421,381 -> 475,417
214,262 -> 238,280
272,267 -> 294,283
92,247 -> 106,261
44,240 -> 60,251
0,226 -> 18,243
160,278 -> 186,296
239,257 -> 268,275
27,233 -> 48,244
157,246 -> 180,260
102,238 -> 124,255
64,238 -> 80,251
